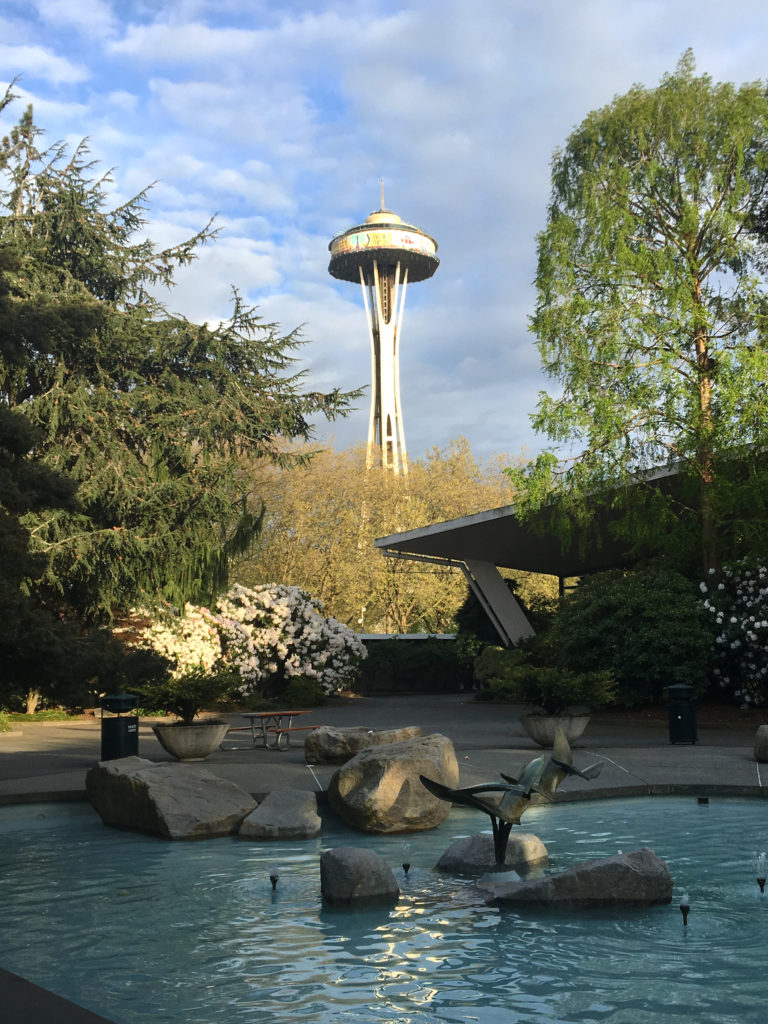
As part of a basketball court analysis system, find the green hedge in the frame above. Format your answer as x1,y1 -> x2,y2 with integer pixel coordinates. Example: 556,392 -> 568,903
357,637 -> 472,693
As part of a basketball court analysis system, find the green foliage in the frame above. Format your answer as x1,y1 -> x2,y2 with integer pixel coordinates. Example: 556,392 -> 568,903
133,667 -> 240,726
549,568 -> 714,705
473,646 -> 616,713
454,574 -> 557,668
509,52 -> 768,571
357,637 -> 472,693
0,711 -> 11,731
280,675 -> 327,708
0,88 -> 358,624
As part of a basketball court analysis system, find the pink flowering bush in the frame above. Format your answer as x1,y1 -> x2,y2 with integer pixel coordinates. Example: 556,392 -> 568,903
214,583 -> 366,698
700,558 -> 768,706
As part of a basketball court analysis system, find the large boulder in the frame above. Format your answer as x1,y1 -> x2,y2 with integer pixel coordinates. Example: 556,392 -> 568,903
239,790 -> 321,840
436,833 -> 549,875
479,847 -> 673,907
328,733 -> 459,833
754,725 -> 768,763
321,847 -> 399,904
85,756 -> 256,840
305,725 -> 423,765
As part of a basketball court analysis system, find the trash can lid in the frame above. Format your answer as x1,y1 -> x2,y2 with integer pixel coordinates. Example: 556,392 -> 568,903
101,693 -> 139,712
664,684 -> 696,699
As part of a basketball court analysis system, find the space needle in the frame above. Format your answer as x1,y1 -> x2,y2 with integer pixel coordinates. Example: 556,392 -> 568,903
328,186 -> 438,474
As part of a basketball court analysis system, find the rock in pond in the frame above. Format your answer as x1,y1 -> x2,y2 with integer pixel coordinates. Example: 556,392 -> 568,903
478,847 -> 673,907
321,847 -> 399,905
436,833 -> 548,875
328,733 -> 459,834
754,724 -> 768,763
86,756 -> 256,840
239,790 -> 321,840
305,725 -> 423,765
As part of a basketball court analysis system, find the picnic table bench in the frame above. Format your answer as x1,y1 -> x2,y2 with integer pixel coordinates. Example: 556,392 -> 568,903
222,710 -> 317,751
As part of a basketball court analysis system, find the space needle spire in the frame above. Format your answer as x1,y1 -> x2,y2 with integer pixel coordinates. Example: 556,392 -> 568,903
328,189 -> 439,474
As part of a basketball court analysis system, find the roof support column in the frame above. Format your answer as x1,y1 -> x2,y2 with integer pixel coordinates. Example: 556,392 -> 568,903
462,559 -> 535,648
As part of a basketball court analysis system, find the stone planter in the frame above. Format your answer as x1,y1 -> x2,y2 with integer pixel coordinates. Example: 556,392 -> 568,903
520,713 -> 590,748
152,720 -> 229,761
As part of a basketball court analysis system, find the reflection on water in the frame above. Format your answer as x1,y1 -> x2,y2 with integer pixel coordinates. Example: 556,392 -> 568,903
1,798 -> 767,1023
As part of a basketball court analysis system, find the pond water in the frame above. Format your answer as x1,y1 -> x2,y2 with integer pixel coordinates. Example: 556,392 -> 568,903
1,796 -> 767,1023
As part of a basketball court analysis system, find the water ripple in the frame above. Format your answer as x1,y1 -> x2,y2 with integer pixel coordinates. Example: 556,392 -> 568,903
2,797 -> 768,1023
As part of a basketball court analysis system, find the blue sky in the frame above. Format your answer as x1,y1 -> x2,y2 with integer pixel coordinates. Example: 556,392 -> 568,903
2,0 -> 768,463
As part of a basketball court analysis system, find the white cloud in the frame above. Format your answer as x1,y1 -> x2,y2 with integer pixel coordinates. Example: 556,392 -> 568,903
110,20 -> 259,61
32,0 -> 117,38
6,0 -> 768,465
0,43 -> 88,84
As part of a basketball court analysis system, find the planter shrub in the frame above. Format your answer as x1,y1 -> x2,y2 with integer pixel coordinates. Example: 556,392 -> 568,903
473,646 -> 616,713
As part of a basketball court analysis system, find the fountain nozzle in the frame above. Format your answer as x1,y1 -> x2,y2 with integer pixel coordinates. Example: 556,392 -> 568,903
752,852 -> 767,894
402,862 -> 411,876
269,873 -> 279,891
679,891 -> 690,927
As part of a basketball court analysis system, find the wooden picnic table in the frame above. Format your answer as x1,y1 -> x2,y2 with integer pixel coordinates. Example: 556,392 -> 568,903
229,710 -> 315,750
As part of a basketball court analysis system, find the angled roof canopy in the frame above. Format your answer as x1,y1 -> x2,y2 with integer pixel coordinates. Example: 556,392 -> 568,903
375,466 -> 679,578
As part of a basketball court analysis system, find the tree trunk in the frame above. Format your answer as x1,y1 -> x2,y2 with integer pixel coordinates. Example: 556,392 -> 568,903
695,320 -> 719,571
25,689 -> 41,715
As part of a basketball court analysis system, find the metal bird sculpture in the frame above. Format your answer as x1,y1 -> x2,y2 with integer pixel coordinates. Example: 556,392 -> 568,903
420,726 -> 604,865
419,775 -> 533,864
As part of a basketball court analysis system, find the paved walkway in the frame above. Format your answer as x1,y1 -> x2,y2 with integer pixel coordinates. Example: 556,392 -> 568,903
1,693 -> 766,1023
1,692 -> 765,803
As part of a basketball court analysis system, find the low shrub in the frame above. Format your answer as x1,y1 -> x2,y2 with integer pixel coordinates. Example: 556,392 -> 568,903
280,674 -> 327,708
358,637 -> 471,693
474,646 -> 616,714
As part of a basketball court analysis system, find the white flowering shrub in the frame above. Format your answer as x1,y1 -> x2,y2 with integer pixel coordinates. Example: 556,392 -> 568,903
214,583 -> 366,696
130,603 -> 222,679
701,558 -> 768,705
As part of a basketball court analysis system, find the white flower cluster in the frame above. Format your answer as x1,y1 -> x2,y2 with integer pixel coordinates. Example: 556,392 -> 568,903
701,560 -> 768,706
214,583 -> 366,695
131,604 -> 222,679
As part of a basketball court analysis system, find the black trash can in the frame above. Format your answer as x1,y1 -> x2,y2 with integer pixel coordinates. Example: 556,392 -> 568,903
666,684 -> 698,744
100,693 -> 139,760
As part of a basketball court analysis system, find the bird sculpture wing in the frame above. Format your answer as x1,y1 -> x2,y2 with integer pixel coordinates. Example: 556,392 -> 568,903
500,755 -> 548,796
535,726 -> 604,800
418,775 -> 531,823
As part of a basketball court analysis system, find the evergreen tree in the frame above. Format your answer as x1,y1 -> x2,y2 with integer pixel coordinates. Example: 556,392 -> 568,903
509,53 -> 768,571
0,85 -> 357,624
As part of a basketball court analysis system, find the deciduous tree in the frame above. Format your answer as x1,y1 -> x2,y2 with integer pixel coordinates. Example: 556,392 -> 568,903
509,52 -> 768,571
234,439 -> 551,633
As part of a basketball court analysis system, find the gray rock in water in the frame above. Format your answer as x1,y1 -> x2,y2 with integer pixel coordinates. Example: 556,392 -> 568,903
305,725 -> 423,765
436,833 -> 549,875
321,846 -> 399,904
85,756 -> 256,840
754,725 -> 768,763
328,733 -> 459,833
479,847 -> 673,907
239,790 -> 321,840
